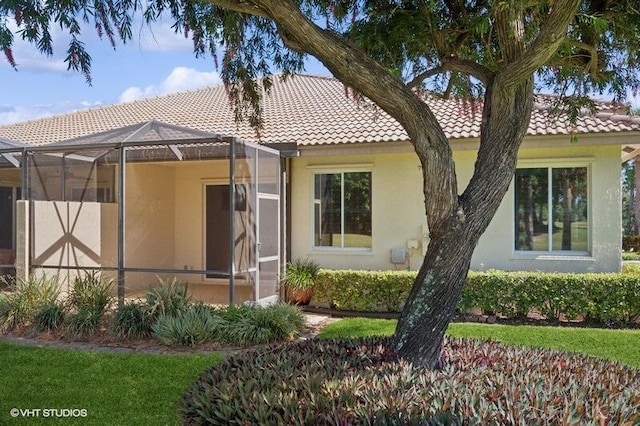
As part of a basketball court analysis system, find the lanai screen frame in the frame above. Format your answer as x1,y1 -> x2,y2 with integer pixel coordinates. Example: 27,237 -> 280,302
7,125 -> 291,305
0,138 -> 26,278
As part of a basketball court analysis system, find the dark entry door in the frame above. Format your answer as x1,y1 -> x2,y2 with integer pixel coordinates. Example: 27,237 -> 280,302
205,185 -> 230,278
0,187 -> 13,250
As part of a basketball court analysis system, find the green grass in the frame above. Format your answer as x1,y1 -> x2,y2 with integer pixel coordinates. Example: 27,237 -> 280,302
318,318 -> 640,368
0,342 -> 220,425
528,222 -> 588,251
622,251 -> 640,261
3,318 -> 639,424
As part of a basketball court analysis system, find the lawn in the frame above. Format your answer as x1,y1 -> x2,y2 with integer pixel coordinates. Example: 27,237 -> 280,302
2,320 -> 639,424
318,318 -> 640,368
0,342 -> 220,425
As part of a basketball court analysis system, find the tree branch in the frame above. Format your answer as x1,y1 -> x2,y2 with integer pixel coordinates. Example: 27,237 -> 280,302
563,39 -> 599,75
407,58 -> 493,89
209,1 -> 446,145
205,0 -> 270,18
407,65 -> 447,88
497,0 -> 581,87
209,0 -> 460,233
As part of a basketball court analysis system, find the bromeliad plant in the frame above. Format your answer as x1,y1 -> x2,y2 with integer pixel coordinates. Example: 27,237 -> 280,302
181,337 -> 640,425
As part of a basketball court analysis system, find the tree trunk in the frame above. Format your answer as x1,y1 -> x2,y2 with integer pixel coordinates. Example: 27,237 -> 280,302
392,228 -> 476,368
393,79 -> 535,369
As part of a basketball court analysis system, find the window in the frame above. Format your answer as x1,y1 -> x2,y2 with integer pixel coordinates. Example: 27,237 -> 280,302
313,171 -> 372,249
514,166 -> 588,252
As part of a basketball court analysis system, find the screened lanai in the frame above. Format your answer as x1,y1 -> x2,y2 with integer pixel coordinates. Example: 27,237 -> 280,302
0,137 -> 26,284
2,121 -> 290,305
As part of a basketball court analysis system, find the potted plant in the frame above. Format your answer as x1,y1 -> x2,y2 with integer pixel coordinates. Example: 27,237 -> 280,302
281,258 -> 319,305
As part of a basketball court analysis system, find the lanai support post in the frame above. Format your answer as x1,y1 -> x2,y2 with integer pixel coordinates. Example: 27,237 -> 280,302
228,138 -> 236,305
117,146 -> 126,306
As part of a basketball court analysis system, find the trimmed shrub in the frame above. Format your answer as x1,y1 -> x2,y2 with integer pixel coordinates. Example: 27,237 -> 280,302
314,269 -> 640,323
622,251 -> 640,261
152,304 -> 224,346
623,262 -> 640,275
222,303 -> 305,345
181,337 -> 640,425
110,301 -> 152,339
314,270 -> 415,312
145,277 -> 190,319
33,302 -> 66,332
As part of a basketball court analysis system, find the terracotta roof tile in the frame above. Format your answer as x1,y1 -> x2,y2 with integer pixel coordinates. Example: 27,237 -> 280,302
0,74 -> 638,146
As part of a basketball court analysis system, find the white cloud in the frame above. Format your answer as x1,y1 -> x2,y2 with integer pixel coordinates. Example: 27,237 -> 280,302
118,66 -> 220,103
1,40 -> 69,74
0,19 -> 71,74
0,101 -> 102,126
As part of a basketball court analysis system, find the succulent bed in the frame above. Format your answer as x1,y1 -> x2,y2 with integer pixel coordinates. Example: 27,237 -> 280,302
181,337 -> 640,425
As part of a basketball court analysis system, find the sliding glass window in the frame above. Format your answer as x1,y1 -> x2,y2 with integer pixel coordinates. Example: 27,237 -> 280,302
514,166 -> 588,252
313,171 -> 372,249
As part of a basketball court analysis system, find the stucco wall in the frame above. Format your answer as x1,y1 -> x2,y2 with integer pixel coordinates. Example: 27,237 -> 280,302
29,200 -> 117,292
124,163 -> 176,289
290,141 -> 622,273
173,159 -> 229,283
290,150 -> 425,271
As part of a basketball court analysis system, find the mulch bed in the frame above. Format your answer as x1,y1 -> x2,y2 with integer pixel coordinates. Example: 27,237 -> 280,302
0,316 -> 335,355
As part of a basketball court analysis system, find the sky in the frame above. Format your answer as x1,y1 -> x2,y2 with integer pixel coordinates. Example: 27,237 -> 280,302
0,19 -> 330,126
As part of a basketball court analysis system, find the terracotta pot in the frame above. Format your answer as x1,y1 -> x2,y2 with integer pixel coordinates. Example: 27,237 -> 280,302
286,288 -> 313,305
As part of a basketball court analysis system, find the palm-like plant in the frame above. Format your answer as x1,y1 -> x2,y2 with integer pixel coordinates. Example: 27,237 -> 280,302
281,258 -> 320,305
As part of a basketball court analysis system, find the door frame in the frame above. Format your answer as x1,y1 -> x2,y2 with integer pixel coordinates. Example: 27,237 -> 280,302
0,185 -> 20,251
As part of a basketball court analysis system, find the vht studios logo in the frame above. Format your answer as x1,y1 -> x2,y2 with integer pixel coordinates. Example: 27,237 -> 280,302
10,408 -> 88,418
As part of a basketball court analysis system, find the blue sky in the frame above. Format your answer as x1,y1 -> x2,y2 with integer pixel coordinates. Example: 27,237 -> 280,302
0,20 -> 330,126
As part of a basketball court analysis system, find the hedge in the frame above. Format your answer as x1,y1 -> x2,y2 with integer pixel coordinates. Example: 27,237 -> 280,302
313,269 -> 640,323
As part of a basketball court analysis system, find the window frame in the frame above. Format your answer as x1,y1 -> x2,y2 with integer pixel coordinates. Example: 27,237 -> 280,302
513,159 -> 592,257
309,165 -> 373,253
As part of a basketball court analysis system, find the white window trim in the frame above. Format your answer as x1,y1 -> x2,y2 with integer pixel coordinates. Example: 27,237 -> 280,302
310,166 -> 373,253
512,159 -> 592,258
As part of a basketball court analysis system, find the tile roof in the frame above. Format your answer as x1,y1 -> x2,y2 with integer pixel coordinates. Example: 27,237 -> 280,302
0,74 -> 638,147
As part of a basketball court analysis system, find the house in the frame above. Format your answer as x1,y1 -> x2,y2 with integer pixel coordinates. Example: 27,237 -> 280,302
0,74 -> 638,304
